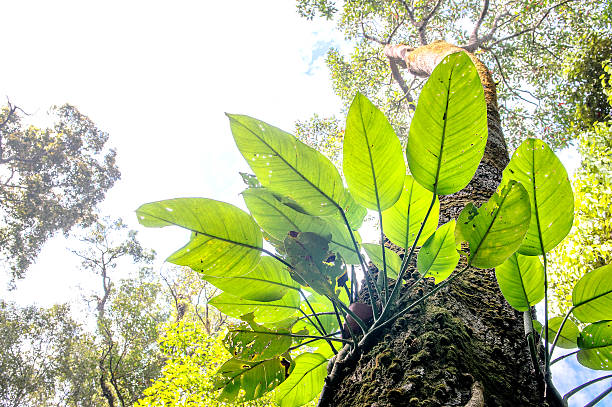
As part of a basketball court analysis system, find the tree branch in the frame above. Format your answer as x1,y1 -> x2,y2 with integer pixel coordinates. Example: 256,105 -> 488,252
486,0 -> 576,49
485,48 -> 539,106
469,0 -> 490,45
388,59 -> 416,111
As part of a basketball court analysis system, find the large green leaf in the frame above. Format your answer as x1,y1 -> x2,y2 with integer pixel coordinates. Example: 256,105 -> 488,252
362,243 -> 401,279
495,253 -> 545,311
228,114 -> 345,217
215,357 -> 286,402
243,187 -> 361,264
573,264 -> 612,323
382,175 -> 440,250
337,190 -> 368,231
274,352 -> 328,407
209,291 -> 300,324
501,138 -> 574,255
136,198 -> 262,277
546,316 -> 579,349
406,52 -> 488,195
577,321 -> 612,370
203,257 -> 298,302
224,317 -> 292,362
343,92 -> 405,210
417,220 -> 460,284
456,181 -> 531,268
284,232 -> 344,298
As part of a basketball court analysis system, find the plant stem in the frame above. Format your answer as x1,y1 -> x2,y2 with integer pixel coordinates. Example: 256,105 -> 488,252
340,302 -> 357,347
231,328 -> 351,344
542,252 -> 550,376
330,295 -> 369,334
334,201 -> 382,320
564,375 -> 612,402
379,192 -> 437,321
296,312 -> 337,322
398,274 -> 424,303
262,248 -> 293,269
342,284 -> 352,305
549,306 -> 575,359
524,309 -> 542,375
350,265 -> 356,303
288,337 -> 321,351
584,383 -> 612,407
332,301 -> 345,335
550,349 -> 579,366
378,207 -> 388,305
299,291 -> 337,355
363,264 -> 469,346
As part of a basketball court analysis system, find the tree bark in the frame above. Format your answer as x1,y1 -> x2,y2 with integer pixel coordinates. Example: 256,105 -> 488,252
319,42 -> 555,407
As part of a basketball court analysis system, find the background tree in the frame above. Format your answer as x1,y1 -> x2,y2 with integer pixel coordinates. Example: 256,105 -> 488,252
0,301 -> 80,407
136,269 -> 279,406
71,218 -> 165,407
549,60 -> 612,315
559,34 -> 612,129
297,0 -> 611,150
0,103 -> 120,281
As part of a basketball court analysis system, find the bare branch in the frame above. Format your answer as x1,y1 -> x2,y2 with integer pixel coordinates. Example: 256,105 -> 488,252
486,0 -> 577,49
388,59 -> 416,112
420,0 -> 444,30
386,16 -> 406,45
469,0 -> 490,45
486,48 -> 539,107
361,21 -> 386,45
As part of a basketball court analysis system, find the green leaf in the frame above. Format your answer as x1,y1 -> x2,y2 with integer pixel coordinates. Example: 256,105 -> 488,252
284,232 -> 345,297
417,220 -> 460,284
274,352 -> 328,407
382,175 -> 440,250
228,114 -> 345,217
243,187 -> 361,264
501,138 -> 574,255
136,198 -> 262,277
546,316 -> 579,349
203,257 -> 298,302
577,321 -> 612,370
209,291 -> 300,324
406,52 -> 488,195
337,191 -> 368,231
362,243 -> 401,279
573,264 -> 612,323
343,92 -> 405,210
495,253 -> 545,311
215,357 -> 285,402
224,318 -> 292,362
456,180 -> 531,268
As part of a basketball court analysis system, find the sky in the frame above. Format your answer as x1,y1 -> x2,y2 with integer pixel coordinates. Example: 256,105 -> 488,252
0,1 -> 608,405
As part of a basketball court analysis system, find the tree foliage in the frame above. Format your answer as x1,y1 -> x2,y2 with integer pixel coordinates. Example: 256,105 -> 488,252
0,103 -> 120,281
561,33 -> 612,129
135,315 -> 277,406
550,93 -> 612,315
0,301 -> 80,407
298,0 -> 611,150
71,218 -> 165,407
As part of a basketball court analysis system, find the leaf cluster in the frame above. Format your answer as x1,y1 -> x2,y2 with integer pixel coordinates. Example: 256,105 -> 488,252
138,52 -> 612,406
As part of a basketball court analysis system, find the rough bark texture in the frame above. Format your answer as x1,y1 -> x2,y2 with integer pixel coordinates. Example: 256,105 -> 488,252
319,42 -> 547,406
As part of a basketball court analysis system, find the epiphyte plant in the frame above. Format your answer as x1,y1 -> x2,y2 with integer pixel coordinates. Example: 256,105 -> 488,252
137,51 -> 612,406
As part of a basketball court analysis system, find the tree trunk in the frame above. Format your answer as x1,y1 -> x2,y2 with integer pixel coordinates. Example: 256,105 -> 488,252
318,42 -> 554,407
